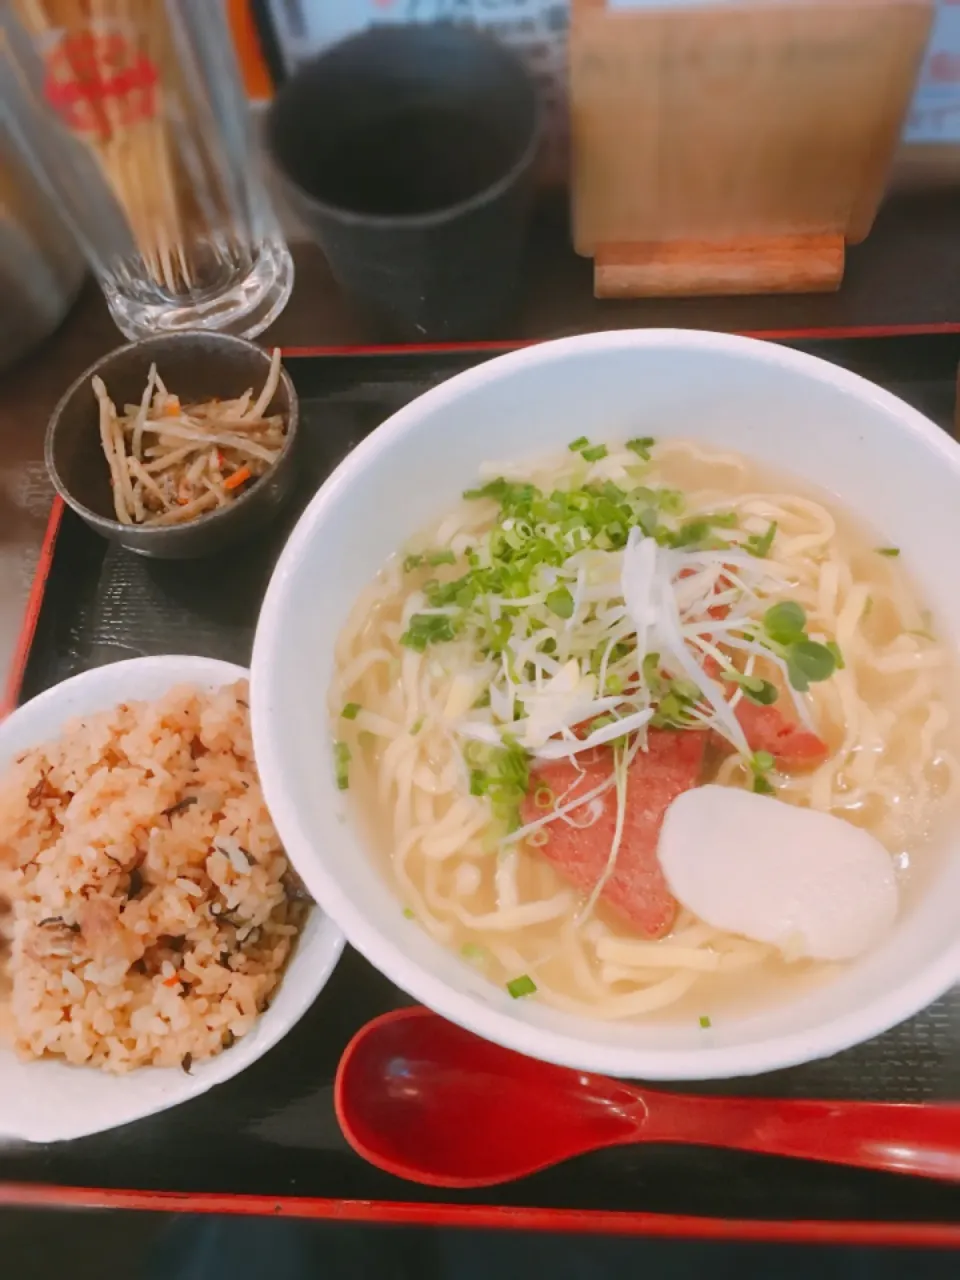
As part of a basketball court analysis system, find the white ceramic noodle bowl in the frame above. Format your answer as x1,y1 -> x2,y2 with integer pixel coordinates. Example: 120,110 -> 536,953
0,656 -> 344,1143
251,330 -> 960,1080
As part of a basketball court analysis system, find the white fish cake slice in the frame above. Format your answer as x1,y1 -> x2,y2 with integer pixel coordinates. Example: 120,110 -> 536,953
658,785 -> 898,962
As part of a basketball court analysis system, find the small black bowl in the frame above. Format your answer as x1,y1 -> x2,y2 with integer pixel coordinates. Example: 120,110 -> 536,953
45,333 -> 299,560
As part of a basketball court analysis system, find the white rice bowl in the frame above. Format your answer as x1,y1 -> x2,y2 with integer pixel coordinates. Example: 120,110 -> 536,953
0,656 -> 344,1143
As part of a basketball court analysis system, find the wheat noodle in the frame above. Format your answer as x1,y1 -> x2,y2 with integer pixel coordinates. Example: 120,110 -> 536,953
332,442 -> 959,1021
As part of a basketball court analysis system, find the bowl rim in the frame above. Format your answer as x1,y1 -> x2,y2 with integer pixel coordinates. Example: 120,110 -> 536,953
44,332 -> 298,539
0,654 -> 345,1142
251,327 -> 960,1080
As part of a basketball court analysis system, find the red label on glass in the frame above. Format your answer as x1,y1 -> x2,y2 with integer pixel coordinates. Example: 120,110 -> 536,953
43,28 -> 159,140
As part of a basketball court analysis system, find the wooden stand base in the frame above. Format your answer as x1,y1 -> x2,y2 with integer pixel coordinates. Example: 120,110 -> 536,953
593,234 -> 845,299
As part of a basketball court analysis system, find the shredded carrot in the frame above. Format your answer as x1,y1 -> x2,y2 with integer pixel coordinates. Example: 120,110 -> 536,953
91,351 -> 285,526
224,465 -> 252,491
163,974 -> 180,987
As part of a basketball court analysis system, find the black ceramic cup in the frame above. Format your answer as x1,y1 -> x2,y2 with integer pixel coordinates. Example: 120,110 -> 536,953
45,333 -> 299,560
266,24 -> 541,341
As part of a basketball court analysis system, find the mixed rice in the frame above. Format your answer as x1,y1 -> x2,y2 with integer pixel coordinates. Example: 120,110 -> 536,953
0,681 -> 307,1073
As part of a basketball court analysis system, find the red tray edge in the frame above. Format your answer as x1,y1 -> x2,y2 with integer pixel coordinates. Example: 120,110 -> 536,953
0,1184 -> 959,1246
2,497 -> 64,720
4,335 -> 959,1240
281,320 -> 960,359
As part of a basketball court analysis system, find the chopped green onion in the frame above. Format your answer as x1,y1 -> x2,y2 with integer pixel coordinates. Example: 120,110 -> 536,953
665,518 -> 722,550
425,576 -> 473,608
877,547 -> 900,558
605,672 -> 624,695
461,943 -> 486,962
462,478 -> 535,505
636,506 -> 662,539
341,702 -> 361,720
506,974 -> 537,999
400,612 -> 459,651
410,716 -> 424,735
657,488 -> 685,515
468,741 -> 531,831
427,549 -> 456,566
487,616 -> 513,655
764,601 -> 806,644
334,741 -> 351,791
402,906 -> 415,920
746,521 -> 777,558
534,784 -> 555,810
545,586 -> 575,619
626,436 -> 655,460
402,553 -> 424,572
699,1014 -> 712,1029
590,714 -> 617,732
581,444 -> 608,463
568,436 -> 590,452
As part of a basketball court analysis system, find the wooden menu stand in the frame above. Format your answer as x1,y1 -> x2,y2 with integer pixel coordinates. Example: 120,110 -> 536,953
569,1 -> 934,299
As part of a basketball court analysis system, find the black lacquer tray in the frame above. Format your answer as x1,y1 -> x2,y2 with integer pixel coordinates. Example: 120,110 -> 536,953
2,337 -> 959,1241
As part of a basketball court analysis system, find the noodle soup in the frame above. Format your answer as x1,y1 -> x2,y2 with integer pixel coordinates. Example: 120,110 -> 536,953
330,437 -> 958,1024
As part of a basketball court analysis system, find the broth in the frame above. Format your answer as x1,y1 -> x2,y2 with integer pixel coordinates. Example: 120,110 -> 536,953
332,439 -> 959,1023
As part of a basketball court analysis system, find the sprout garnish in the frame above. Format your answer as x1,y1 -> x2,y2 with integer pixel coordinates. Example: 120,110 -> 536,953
395,444 -> 840,842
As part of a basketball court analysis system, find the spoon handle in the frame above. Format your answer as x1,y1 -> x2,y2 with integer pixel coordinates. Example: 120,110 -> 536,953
638,1094 -> 960,1180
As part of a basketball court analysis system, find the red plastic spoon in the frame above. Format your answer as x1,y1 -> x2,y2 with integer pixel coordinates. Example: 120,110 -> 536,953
335,1006 -> 960,1188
